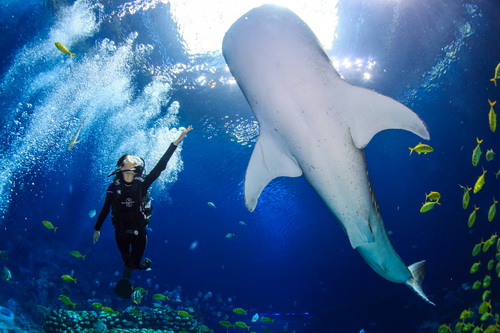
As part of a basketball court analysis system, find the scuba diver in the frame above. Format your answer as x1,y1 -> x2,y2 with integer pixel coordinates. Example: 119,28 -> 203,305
92,126 -> 193,298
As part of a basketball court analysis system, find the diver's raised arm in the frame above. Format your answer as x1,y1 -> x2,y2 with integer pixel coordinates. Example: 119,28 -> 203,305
174,125 -> 193,146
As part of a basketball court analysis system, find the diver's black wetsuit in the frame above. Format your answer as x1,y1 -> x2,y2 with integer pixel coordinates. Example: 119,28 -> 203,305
94,143 -> 177,275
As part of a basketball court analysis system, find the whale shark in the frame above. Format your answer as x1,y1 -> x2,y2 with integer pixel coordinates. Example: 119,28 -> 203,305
222,5 -> 434,305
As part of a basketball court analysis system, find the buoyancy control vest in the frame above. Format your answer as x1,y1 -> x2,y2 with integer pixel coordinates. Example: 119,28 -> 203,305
111,176 -> 153,230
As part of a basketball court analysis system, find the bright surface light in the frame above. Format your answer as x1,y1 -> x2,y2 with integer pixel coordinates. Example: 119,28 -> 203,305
169,0 -> 339,55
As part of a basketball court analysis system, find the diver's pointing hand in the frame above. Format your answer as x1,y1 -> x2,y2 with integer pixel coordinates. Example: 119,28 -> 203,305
93,230 -> 100,244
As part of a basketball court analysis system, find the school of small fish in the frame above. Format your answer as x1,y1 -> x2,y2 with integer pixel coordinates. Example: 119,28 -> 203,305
439,62 -> 500,333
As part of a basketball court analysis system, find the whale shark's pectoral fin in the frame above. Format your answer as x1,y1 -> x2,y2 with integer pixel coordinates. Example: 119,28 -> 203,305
346,84 -> 430,149
245,133 -> 302,212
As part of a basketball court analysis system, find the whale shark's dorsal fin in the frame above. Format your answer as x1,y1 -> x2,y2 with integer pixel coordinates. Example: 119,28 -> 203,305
345,84 -> 430,149
245,132 -> 302,212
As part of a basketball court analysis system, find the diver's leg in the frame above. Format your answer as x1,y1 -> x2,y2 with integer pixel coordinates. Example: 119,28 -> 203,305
115,230 -> 134,278
131,230 -> 149,269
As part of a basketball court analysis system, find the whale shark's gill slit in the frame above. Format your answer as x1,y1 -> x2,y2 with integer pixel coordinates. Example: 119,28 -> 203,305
362,151 -> 381,218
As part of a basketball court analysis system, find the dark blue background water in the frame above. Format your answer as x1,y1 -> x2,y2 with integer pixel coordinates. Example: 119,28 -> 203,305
0,0 -> 499,332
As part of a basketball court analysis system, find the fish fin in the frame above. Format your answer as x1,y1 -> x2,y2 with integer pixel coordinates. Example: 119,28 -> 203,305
345,84 -> 430,149
54,227 -> 58,232
244,132 -> 302,212
405,260 -> 435,306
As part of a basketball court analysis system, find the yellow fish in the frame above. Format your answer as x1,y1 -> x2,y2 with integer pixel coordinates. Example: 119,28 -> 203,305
470,262 -> 481,274
487,259 -> 495,270
235,322 -> 251,330
438,324 -> 451,333
178,310 -> 193,318
472,281 -> 482,289
68,117 -> 86,151
69,250 -> 85,260
483,238 -> 495,253
468,205 -> 479,228
490,62 -> 500,86
459,309 -> 473,320
54,42 -> 75,58
133,287 -> 148,294
488,198 -> 498,222
232,307 -> 248,315
425,191 -> 441,202
473,168 -> 487,193
479,300 -> 492,314
42,220 -> 58,232
101,306 -> 119,315
486,149 -> 495,162
61,275 -> 77,283
459,185 -> 472,210
197,325 -> 212,332
409,142 -> 433,155
487,233 -> 498,244
129,309 -> 141,317
485,324 -> 498,333
92,302 -> 102,309
207,202 -> 216,208
219,321 -> 233,328
480,312 -> 492,322
488,100 -> 497,132
482,290 -> 491,301
472,138 -> 483,167
478,301 -> 491,314
472,242 -> 482,256
59,294 -> 76,308
420,201 -> 440,213
152,293 -> 169,301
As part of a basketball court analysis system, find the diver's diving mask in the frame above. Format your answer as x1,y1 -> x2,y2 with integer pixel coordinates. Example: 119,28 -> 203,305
123,155 -> 143,168
107,155 -> 145,177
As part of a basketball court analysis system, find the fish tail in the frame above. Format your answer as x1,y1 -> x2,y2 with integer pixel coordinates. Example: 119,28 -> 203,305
489,99 -> 497,107
408,147 -> 414,155
82,255 -> 86,261
405,260 -> 435,306
54,227 -> 58,233
70,52 -> 75,58
491,78 -> 497,87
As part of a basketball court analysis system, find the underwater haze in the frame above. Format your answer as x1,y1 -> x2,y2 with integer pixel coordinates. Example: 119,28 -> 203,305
0,0 -> 499,332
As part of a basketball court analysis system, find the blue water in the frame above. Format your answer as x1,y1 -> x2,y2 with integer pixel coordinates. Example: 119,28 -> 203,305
0,0 -> 499,332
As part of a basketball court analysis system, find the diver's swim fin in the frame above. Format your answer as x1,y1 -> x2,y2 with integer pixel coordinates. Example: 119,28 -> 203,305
114,278 -> 133,299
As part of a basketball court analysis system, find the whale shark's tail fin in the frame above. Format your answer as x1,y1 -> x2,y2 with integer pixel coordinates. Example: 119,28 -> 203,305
405,260 -> 435,305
